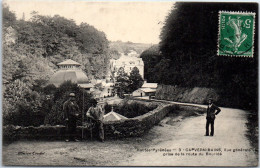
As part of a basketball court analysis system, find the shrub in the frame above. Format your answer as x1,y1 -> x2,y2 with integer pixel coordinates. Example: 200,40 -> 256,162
104,100 -> 158,118
3,80 -> 45,126
44,81 -> 95,125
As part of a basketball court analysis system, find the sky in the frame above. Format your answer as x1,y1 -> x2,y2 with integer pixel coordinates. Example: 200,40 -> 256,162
4,0 -> 174,44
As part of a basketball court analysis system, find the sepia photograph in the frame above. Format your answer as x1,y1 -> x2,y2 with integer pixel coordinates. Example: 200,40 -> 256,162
2,0 -> 259,166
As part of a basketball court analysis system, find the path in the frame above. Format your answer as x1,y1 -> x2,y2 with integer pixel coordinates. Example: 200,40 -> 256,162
3,101 -> 258,166
119,105 -> 258,166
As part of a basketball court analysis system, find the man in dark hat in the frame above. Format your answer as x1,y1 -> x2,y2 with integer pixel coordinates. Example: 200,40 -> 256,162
205,98 -> 221,136
63,92 -> 80,142
86,99 -> 104,142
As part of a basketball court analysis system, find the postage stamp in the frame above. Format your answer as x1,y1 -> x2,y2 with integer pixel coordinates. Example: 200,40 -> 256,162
218,11 -> 256,57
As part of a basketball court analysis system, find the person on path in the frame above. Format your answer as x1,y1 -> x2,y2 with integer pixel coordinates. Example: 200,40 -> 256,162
63,92 -> 80,142
205,98 -> 221,136
86,99 -> 105,142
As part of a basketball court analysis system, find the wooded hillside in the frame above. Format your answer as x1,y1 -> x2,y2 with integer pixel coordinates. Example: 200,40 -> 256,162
2,5 -> 110,125
141,2 -> 258,109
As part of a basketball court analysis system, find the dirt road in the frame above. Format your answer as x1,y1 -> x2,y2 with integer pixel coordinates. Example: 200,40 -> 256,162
3,104 -> 258,166
120,106 -> 258,166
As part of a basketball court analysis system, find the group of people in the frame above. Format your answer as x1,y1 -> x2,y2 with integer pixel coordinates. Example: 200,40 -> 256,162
63,92 -> 104,142
62,92 -> 222,142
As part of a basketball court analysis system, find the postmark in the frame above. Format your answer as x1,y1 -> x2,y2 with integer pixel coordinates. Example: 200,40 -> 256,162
218,11 -> 255,57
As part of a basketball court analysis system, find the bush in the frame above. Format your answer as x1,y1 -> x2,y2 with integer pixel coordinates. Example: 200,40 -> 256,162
44,81 -> 95,125
3,80 -> 45,126
3,80 -> 95,126
104,100 -> 158,118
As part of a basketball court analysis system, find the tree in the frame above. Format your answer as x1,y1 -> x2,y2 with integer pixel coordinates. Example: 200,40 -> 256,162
3,4 -> 16,27
2,4 -> 113,127
77,23 -> 109,54
3,80 -> 45,126
156,2 -> 258,108
129,67 -> 144,92
113,67 -> 130,97
44,81 -> 95,125
140,45 -> 162,82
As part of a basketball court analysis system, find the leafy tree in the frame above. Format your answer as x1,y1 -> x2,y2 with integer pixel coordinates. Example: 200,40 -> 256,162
113,67 -> 130,97
3,4 -> 16,27
44,81 -> 95,125
129,67 -> 144,92
151,2 -> 258,108
77,23 -> 109,54
3,80 -> 45,126
140,45 -> 162,82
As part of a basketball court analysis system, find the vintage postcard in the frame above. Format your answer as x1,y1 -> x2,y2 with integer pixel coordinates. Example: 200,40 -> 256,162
2,1 -> 258,167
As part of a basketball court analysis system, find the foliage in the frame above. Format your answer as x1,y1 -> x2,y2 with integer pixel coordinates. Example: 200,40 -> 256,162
109,41 -> 151,56
3,3 -> 16,27
140,45 -> 162,82
104,101 -> 158,118
2,5 -> 110,126
113,66 -> 144,96
3,80 -> 45,126
128,67 -> 144,92
44,81 -> 95,125
3,6 -> 109,81
113,67 -> 130,97
142,2 -> 258,109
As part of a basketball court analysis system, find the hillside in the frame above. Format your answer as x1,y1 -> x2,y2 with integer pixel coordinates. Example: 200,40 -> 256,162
2,4 -> 110,125
141,2 -> 258,109
109,41 -> 152,59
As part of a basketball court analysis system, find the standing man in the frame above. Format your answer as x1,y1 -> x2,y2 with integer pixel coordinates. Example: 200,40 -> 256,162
63,93 -> 80,142
205,98 -> 221,136
86,99 -> 104,142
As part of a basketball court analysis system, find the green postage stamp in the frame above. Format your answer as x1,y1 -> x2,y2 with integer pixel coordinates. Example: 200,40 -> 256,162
218,11 -> 255,57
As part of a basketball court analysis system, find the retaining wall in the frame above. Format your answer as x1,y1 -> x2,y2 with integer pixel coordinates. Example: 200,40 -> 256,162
3,103 -> 206,142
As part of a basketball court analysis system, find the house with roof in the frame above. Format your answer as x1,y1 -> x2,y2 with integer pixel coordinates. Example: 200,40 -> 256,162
132,81 -> 158,97
49,59 -> 94,90
142,82 -> 158,89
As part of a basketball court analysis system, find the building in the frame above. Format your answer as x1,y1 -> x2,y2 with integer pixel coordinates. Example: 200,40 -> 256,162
141,82 -> 158,90
132,82 -> 158,97
132,88 -> 156,97
110,50 -> 144,78
49,59 -> 93,90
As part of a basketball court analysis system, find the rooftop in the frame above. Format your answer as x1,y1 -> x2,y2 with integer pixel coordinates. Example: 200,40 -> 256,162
142,83 -> 158,89
140,88 -> 156,93
49,69 -> 89,87
103,111 -> 128,122
57,59 -> 81,66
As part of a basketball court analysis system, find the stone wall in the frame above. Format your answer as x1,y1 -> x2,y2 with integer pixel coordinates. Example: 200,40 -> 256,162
3,103 -> 206,142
